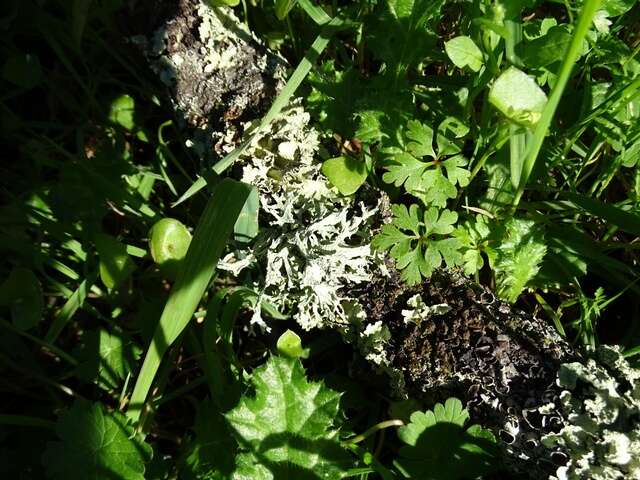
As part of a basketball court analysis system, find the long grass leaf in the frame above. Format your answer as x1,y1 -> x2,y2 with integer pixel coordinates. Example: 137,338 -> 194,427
563,193 -> 640,236
511,0 -> 601,210
127,179 -> 251,422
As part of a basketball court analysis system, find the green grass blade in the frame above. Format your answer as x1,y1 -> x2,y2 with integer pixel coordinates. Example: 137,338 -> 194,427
563,193 -> 640,237
297,0 -> 332,25
511,0 -> 601,210
127,179 -> 251,422
45,272 -> 97,344
173,16 -> 346,207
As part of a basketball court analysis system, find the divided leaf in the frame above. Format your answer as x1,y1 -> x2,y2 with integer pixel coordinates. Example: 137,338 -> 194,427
225,356 -> 351,479
43,400 -> 152,480
492,218 -> 547,302
372,204 -> 462,284
394,398 -> 498,479
382,120 -> 470,207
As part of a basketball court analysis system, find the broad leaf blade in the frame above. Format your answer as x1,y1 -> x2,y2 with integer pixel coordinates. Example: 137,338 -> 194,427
43,400 -> 152,480
225,356 -> 351,479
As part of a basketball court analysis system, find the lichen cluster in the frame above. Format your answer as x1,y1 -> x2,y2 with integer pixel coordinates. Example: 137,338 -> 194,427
135,1 -> 285,155
542,345 -> 640,480
218,102 -> 384,332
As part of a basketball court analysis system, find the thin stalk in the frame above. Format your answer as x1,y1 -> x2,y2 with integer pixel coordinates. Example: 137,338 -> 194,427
511,0 -> 601,212
343,419 -> 404,445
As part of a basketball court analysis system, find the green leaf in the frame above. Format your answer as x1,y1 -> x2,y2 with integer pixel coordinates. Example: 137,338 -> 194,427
0,267 -> 43,330
601,0 -> 636,16
75,328 -> 142,391
276,329 -> 304,359
127,179 -> 252,422
321,156 -> 368,195
492,218 -> 547,302
394,398 -> 498,480
488,67 -> 548,127
43,400 -> 152,480
563,192 -> 640,237
95,233 -> 136,290
520,25 -> 575,68
234,187 -> 260,243
445,36 -> 484,72
367,0 -> 442,70
149,218 -> 192,278
372,204 -> 462,284
406,120 -> 436,158
275,0 -> 298,19
381,120 -> 470,207
2,52 -> 42,89
225,356 -> 351,479
453,216 -> 494,275
108,94 -> 136,130
180,400 -> 237,480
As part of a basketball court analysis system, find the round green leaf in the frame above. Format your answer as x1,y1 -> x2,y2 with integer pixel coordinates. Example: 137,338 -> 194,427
488,67 -> 548,127
108,94 -> 136,130
95,233 -> 136,290
149,218 -> 192,278
444,36 -> 484,72
321,156 -> 367,196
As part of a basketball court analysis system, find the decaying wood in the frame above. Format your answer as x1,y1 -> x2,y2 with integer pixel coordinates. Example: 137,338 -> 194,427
123,0 -> 285,156
358,268 -> 576,478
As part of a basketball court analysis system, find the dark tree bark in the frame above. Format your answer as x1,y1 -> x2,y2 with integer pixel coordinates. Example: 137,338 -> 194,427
358,268 -> 576,478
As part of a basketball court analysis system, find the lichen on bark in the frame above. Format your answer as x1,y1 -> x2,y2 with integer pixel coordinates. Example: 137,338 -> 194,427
128,0 -> 286,156
356,268 -> 576,478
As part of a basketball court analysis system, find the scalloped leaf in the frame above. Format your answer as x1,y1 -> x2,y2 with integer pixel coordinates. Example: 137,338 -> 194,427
43,400 -> 152,480
394,398 -> 499,479
225,356 -> 351,479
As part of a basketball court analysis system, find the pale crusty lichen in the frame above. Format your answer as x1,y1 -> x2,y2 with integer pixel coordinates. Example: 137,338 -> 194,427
401,294 -> 451,326
218,101 -> 384,332
542,345 -> 640,480
134,0 -> 285,155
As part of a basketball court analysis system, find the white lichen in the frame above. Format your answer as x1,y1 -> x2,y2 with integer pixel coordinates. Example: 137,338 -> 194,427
359,321 -> 392,366
401,294 -> 451,325
542,345 -> 640,480
218,101 -> 384,331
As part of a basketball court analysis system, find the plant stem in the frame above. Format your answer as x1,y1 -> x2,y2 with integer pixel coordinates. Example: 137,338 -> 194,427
511,0 -> 602,212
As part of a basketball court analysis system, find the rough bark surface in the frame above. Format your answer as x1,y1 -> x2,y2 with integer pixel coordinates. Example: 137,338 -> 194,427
357,268 -> 576,478
123,0 -> 285,155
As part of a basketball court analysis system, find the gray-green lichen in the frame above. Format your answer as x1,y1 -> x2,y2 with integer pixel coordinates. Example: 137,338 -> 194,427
542,345 -> 640,480
132,0 -> 285,155
217,101 -> 385,332
401,294 -> 451,326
